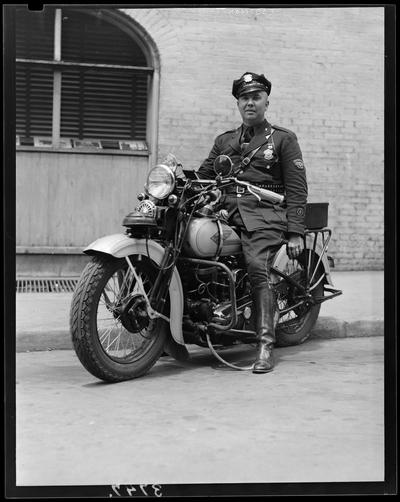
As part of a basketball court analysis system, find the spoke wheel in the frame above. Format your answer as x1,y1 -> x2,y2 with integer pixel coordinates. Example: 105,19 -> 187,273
274,252 -> 324,347
70,255 -> 168,382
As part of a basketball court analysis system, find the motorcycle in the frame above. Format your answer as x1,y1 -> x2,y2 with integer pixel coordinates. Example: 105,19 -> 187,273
70,153 -> 342,381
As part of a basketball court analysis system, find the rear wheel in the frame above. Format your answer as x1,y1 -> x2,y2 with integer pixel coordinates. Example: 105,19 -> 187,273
70,254 -> 168,382
274,252 -> 324,347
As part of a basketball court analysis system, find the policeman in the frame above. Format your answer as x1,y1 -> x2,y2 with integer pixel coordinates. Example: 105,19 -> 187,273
197,72 -> 308,373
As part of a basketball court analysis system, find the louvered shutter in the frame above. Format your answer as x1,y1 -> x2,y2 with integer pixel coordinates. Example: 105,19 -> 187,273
16,7 -> 54,60
60,68 -> 148,141
16,8 -> 55,139
16,65 -> 54,139
60,9 -> 148,141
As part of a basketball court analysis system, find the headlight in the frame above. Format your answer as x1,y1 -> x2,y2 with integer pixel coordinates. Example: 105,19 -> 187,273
145,164 -> 175,199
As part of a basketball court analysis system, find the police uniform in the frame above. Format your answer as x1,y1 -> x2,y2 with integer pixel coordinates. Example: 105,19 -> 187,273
197,72 -> 308,373
198,120 -> 308,235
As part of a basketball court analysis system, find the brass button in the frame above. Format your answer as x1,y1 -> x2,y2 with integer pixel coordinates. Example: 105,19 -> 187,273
237,194 -> 242,198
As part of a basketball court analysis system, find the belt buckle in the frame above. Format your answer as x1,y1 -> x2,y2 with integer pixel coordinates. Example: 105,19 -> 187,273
236,186 -> 246,194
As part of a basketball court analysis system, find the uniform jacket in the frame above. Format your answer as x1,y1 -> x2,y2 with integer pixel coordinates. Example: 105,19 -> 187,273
197,119 -> 308,234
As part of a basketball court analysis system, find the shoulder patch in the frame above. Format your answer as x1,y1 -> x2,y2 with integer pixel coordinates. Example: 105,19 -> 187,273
293,158 -> 305,170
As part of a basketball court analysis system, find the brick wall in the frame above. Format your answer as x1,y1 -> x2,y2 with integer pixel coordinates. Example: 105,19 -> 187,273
122,6 -> 384,270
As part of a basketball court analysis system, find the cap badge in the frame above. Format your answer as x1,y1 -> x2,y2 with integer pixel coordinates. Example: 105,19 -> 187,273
243,74 -> 253,82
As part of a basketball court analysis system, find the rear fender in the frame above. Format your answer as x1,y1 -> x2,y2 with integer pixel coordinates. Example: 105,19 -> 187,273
84,233 -> 184,345
271,237 -> 334,286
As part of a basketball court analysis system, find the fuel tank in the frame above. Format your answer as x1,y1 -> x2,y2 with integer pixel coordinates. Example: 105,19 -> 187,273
182,217 -> 242,258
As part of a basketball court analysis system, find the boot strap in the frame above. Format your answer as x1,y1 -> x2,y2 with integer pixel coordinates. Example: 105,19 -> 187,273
260,335 -> 274,346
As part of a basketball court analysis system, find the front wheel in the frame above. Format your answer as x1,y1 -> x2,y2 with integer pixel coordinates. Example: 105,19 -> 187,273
70,254 -> 168,382
274,252 -> 324,347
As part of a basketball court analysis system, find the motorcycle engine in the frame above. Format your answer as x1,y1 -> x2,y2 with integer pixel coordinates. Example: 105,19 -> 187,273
180,257 -> 247,324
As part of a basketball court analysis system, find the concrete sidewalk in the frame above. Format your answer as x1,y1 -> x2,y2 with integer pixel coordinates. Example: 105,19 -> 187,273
15,271 -> 384,352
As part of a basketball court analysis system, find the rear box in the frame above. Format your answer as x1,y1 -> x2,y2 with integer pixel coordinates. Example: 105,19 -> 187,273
305,203 -> 329,229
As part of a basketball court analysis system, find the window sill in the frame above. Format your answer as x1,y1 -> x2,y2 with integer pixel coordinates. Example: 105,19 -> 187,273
16,146 -> 149,156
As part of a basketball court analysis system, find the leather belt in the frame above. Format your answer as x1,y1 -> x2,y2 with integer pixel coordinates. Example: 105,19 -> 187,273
225,183 -> 285,195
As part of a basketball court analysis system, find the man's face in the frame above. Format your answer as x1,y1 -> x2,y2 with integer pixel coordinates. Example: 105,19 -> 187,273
237,90 -> 269,125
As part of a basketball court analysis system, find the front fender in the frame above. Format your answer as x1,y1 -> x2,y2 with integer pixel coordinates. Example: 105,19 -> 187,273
84,233 -> 184,345
271,237 -> 334,286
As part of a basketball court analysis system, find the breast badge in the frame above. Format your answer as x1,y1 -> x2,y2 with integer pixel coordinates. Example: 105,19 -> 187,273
263,148 -> 274,161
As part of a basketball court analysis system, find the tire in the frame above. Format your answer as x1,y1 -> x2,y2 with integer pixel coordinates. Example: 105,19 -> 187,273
70,254 -> 168,382
274,252 -> 324,347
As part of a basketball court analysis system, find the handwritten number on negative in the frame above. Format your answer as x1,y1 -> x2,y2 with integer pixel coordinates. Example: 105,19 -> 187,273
109,484 -> 162,497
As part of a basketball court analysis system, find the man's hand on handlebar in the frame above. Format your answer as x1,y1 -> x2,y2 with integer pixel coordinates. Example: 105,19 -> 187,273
202,189 -> 221,205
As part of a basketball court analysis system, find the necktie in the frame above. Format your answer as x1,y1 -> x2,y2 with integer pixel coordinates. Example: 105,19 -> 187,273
241,126 -> 254,152
243,126 -> 254,143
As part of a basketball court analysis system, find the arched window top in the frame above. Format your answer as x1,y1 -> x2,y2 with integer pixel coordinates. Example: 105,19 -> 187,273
61,9 -> 148,66
16,7 -> 148,66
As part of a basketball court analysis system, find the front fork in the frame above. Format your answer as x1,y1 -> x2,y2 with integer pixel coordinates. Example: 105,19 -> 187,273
144,210 -> 195,319
124,255 -> 169,322
124,242 -> 177,323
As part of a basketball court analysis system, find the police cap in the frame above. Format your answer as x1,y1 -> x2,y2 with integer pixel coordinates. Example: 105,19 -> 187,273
232,72 -> 272,99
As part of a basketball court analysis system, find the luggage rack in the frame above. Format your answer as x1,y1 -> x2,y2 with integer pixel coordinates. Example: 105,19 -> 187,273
271,227 -> 342,305
304,227 -> 342,303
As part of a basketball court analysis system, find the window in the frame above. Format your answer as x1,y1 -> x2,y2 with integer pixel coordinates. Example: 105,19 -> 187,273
16,7 -> 153,152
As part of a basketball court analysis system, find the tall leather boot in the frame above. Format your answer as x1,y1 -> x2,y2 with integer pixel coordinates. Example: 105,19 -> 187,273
252,285 -> 277,374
